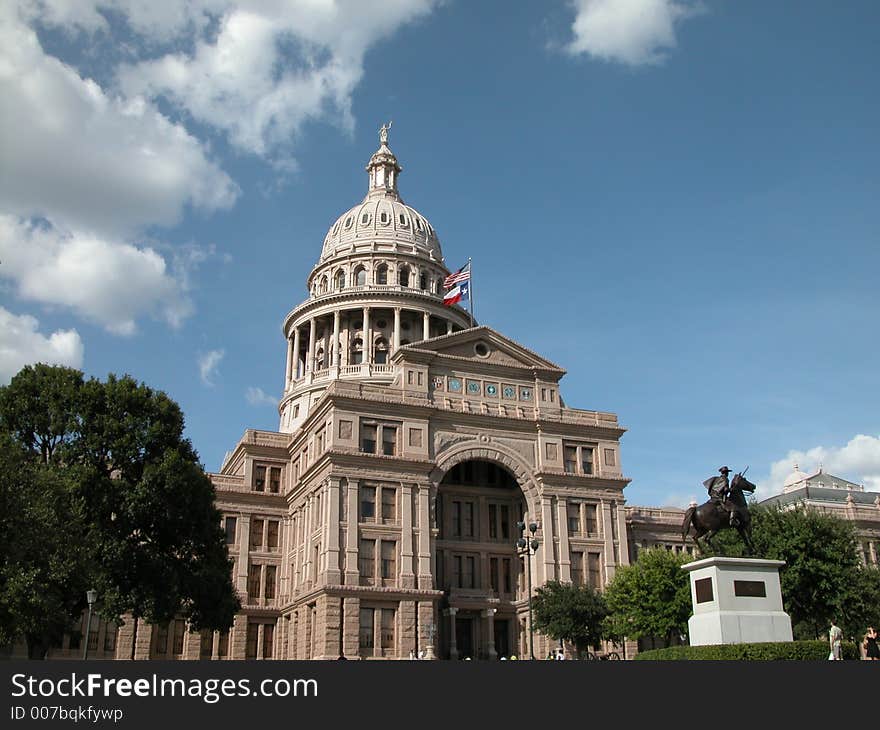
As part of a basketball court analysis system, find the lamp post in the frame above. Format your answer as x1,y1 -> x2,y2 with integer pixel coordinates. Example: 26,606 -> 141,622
83,589 -> 97,660
516,521 -> 539,660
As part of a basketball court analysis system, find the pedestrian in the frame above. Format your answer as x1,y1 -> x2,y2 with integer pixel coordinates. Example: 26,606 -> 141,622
863,627 -> 879,661
555,647 -> 565,661
829,619 -> 843,660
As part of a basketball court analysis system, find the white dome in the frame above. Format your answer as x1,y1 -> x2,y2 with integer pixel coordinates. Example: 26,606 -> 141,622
783,463 -> 811,489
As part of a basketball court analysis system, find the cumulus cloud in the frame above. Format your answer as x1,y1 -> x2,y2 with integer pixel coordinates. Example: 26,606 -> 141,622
114,0 -> 441,158
0,216 -> 191,335
564,0 -> 701,66
198,349 -> 224,386
0,306 -> 84,384
245,386 -> 277,406
759,435 -> 880,499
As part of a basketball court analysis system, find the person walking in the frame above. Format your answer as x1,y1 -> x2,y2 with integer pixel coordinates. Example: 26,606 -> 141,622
863,627 -> 879,661
829,619 -> 843,660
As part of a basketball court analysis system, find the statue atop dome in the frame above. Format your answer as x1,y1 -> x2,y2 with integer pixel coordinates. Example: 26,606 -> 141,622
379,121 -> 393,146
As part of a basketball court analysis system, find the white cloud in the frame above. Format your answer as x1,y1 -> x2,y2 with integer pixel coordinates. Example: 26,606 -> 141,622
565,0 -> 701,66
114,1 -> 441,158
759,435 -> 880,499
0,216 -> 191,335
245,386 -> 277,406
0,306 -> 84,384
0,9 -> 238,238
198,349 -> 224,386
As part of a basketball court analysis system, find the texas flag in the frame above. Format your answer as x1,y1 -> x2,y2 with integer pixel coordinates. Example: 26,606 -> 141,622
443,280 -> 469,307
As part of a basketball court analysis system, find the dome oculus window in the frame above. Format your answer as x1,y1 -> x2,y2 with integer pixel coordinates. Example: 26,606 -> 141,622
380,212 -> 389,224
474,342 -> 490,358
361,213 -> 370,224
344,216 -> 353,229
399,213 -> 407,226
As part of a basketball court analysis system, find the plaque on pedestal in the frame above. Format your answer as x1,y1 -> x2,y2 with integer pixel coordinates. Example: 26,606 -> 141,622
682,556 -> 793,646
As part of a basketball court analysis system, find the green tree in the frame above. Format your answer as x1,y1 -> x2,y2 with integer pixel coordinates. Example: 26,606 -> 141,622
707,505 -> 867,639
531,580 -> 608,657
0,364 -> 239,658
604,548 -> 691,647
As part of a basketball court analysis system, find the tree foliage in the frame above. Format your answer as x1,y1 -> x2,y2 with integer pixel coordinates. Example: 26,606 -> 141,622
531,580 -> 608,656
0,364 -> 239,658
706,504 -> 874,639
603,548 -> 691,646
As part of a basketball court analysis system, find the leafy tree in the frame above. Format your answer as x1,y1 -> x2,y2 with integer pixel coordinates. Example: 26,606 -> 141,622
604,548 -> 691,647
707,505 -> 868,639
0,364 -> 239,658
531,580 -> 608,657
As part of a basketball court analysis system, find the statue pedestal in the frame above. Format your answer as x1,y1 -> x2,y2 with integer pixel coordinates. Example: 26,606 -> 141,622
682,557 -> 793,646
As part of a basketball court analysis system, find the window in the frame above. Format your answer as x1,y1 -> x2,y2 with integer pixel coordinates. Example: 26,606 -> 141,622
571,552 -> 584,586
604,448 -> 616,467
269,468 -> 281,493
218,631 -> 229,659
359,539 -> 375,585
587,552 -> 602,590
488,503 -> 510,540
88,629 -> 99,652
563,442 -> 595,476
381,540 -> 396,581
355,267 -> 366,286
359,609 -> 374,652
172,621 -> 185,655
248,565 -> 262,599
224,516 -> 237,544
376,264 -> 388,285
380,609 -> 395,650
381,487 -> 396,522
262,624 -> 274,659
398,267 -> 410,287
502,558 -> 512,593
246,623 -> 258,660
254,466 -> 266,492
374,338 -> 389,364
360,486 -> 376,520
567,503 -> 581,536
419,273 -> 427,290
464,556 -> 476,588
267,521 -> 279,551
250,519 -> 264,550
584,505 -> 598,535
361,424 -> 377,453
462,502 -> 474,538
264,566 -> 277,600
381,426 -> 397,456
155,624 -> 168,655
104,626 -> 117,653
490,557 -> 499,591
334,270 -> 345,290
351,338 -> 363,365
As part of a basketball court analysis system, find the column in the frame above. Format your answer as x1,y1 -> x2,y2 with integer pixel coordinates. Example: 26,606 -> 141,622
418,601 -> 435,659
417,484 -> 433,588
306,318 -> 316,374
342,597 -> 360,658
447,608 -> 458,660
616,500 -> 630,567
484,609 -> 497,660
400,484 -> 415,587
540,496 -> 555,583
423,311 -> 430,340
332,310 -> 341,367
285,336 -> 293,388
446,320 -> 453,335
256,623 -> 265,660
237,515 -> 250,594
601,500 -> 617,582
292,326 -> 301,379
344,479 -> 360,585
362,306 -> 371,363
326,477 -> 342,583
211,631 -> 220,660
393,307 -> 401,352
399,600 -> 417,658
303,496 -> 313,586
133,622 -> 153,660
230,614 -> 248,660
556,497 -> 572,583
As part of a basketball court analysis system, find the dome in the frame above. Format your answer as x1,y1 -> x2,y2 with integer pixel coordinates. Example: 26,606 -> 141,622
318,123 -> 443,263
783,463 -> 811,490
321,197 -> 442,261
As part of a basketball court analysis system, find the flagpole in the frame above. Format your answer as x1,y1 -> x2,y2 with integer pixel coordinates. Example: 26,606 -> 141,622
468,257 -> 474,328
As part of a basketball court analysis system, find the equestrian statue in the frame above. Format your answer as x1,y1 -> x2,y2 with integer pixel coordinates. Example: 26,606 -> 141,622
682,466 -> 756,554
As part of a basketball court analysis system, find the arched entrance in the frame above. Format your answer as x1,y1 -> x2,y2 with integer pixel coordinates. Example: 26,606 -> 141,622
434,459 -> 531,660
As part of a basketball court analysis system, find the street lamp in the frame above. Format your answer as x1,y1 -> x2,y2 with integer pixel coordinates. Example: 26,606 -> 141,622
83,589 -> 97,660
516,521 -> 539,660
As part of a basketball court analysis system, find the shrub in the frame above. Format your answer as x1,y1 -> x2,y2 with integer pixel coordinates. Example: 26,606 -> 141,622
633,640 -> 859,661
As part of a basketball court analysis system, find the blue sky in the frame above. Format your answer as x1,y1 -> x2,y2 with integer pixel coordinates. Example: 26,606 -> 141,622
1,1 -> 878,507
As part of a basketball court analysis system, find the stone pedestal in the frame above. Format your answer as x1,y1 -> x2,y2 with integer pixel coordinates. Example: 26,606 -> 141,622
682,557 -> 792,646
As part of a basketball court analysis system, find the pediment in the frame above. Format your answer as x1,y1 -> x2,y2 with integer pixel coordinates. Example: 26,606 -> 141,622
395,326 -> 565,375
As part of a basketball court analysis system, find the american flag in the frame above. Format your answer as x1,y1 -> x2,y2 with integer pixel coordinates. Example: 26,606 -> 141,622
443,262 -> 470,290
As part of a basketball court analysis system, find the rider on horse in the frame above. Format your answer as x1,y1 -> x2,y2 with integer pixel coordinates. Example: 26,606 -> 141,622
703,466 -> 737,527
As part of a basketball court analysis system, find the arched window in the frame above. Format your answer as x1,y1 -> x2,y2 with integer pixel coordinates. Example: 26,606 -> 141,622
319,276 -> 328,294
374,338 -> 389,364
398,266 -> 410,288
334,270 -> 345,290
419,273 -> 428,290
351,338 -> 364,365
435,277 -> 444,294
315,347 -> 325,369
376,264 -> 388,285
354,266 -> 367,287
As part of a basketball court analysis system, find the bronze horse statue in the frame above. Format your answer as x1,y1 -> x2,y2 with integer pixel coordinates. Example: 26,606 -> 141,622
682,472 -> 756,554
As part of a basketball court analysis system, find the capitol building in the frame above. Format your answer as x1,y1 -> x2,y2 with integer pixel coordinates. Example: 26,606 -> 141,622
14,131 -> 878,661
